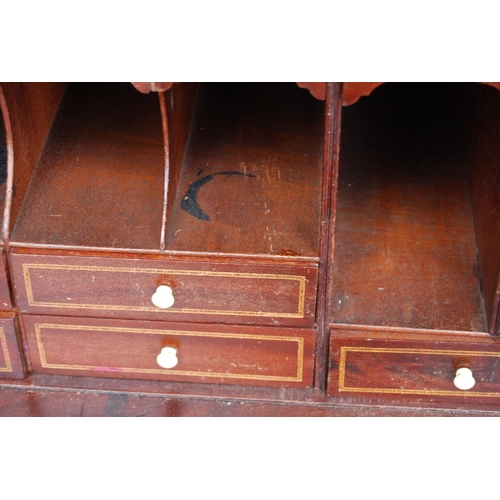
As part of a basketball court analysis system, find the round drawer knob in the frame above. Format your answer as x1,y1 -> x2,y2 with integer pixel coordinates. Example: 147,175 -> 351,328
152,285 -> 175,309
157,347 -> 178,369
454,367 -> 475,391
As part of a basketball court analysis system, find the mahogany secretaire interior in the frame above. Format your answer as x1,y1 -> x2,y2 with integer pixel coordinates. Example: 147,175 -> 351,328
1,82 -> 499,416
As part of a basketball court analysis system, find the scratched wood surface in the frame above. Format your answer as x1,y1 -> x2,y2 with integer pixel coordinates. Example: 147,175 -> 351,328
166,83 -> 325,258
11,252 -> 318,326
2,385 -> 500,416
22,315 -> 315,388
329,336 -> 500,406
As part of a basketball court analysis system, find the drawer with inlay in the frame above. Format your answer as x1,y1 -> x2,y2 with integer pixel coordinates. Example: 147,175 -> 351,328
22,315 -> 315,387
11,253 -> 318,327
328,336 -> 500,405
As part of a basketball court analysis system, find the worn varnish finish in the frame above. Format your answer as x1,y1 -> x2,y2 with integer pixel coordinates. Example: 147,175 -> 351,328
3,384 -> 500,416
11,83 -> 165,251
23,315 -> 315,388
314,83 -> 343,390
329,336 -> 500,406
11,252 -> 317,327
0,82 -> 499,415
166,83 -> 325,258
329,84 -> 487,332
0,83 -> 66,240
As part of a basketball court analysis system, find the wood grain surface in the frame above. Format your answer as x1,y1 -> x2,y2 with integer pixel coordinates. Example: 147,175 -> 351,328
329,83 -> 487,332
161,83 -> 199,250
329,336 -> 500,408
0,83 -> 66,240
11,83 -> 165,251
1,82 -> 500,415
11,252 -> 318,326
23,315 -> 315,388
467,84 -> 500,336
166,83 -> 325,257
2,385 -> 499,416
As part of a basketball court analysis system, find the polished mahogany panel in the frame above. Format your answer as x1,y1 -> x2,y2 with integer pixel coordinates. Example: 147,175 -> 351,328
23,315 -> 315,388
329,336 -> 500,406
11,253 -> 317,326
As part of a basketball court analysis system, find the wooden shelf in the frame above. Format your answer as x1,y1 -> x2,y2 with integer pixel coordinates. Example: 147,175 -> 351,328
166,83 -> 325,258
11,83 -> 165,251
330,84 -> 491,333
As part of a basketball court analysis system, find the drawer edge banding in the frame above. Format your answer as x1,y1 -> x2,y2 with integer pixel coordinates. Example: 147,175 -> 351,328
338,346 -> 500,398
23,264 -> 307,318
0,328 -> 13,373
35,323 -> 305,382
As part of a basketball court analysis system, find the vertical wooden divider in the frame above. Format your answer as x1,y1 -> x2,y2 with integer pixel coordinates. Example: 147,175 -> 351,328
158,91 -> 169,252
0,84 -> 65,375
0,87 -> 12,245
314,82 -> 343,391
0,83 -> 66,243
159,83 -> 199,251
467,85 -> 500,337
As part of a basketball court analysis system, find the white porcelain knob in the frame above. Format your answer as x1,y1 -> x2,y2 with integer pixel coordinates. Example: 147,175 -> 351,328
152,285 -> 174,309
157,347 -> 178,369
453,367 -> 475,391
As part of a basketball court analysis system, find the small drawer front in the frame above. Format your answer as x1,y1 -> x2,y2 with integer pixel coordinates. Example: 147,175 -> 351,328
0,314 -> 25,379
23,315 -> 315,387
11,254 -> 317,326
0,249 -> 11,310
329,338 -> 500,402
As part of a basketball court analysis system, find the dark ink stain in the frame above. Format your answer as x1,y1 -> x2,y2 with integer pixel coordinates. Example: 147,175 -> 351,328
181,171 -> 256,221
277,249 -> 302,256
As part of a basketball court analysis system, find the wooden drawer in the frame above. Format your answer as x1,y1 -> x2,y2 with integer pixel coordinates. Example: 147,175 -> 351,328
11,253 -> 317,326
23,315 -> 315,387
0,249 -> 11,310
0,313 -> 25,379
328,337 -> 500,404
